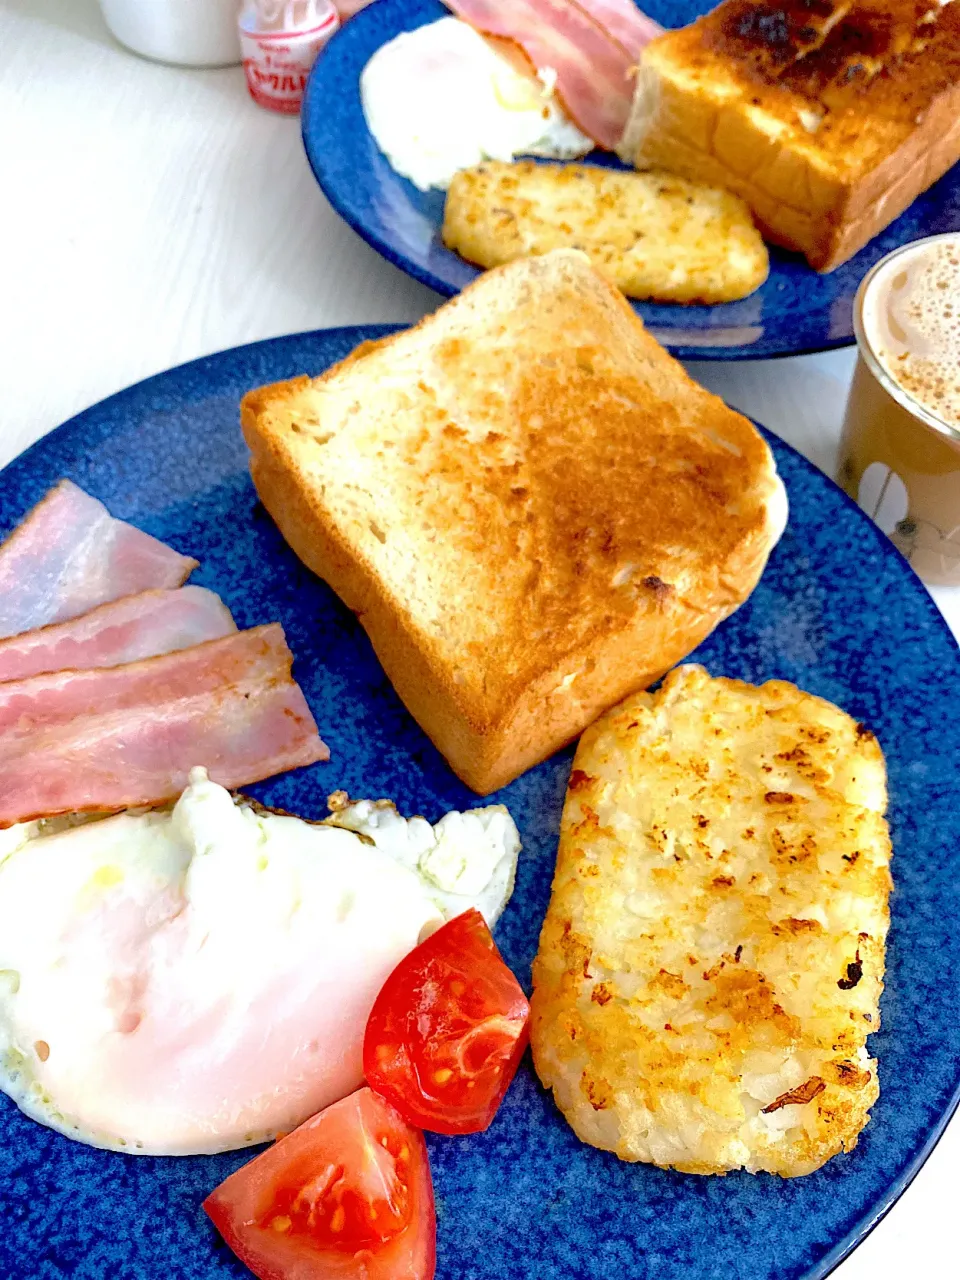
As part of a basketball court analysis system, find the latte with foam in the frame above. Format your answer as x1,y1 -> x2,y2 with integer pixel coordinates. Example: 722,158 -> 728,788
838,234 -> 960,587
862,238 -> 960,430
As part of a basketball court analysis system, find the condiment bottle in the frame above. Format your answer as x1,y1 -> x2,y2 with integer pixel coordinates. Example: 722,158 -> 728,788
239,0 -> 340,114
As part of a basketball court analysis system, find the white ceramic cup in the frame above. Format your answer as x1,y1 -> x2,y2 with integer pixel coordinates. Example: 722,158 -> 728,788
99,0 -> 243,68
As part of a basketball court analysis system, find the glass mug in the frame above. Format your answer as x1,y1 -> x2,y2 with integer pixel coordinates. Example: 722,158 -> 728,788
837,233 -> 960,587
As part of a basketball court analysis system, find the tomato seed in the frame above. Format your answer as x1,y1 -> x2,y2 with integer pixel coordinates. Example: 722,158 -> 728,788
433,1068 -> 453,1084
270,1216 -> 291,1234
330,1207 -> 345,1233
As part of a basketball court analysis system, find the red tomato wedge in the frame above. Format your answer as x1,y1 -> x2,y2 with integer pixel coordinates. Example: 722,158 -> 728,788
363,908 -> 530,1135
203,1087 -> 435,1280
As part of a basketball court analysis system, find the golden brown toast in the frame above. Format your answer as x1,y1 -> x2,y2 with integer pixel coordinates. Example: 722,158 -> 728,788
619,0 -> 960,271
241,251 -> 786,794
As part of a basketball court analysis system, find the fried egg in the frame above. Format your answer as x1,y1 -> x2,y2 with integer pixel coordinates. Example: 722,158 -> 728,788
360,17 -> 593,191
0,769 -> 520,1155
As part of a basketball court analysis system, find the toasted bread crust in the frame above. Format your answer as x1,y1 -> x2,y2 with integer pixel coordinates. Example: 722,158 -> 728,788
621,0 -> 960,271
242,252 -> 785,793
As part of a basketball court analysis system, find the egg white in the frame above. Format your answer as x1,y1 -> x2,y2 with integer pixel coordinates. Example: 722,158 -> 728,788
360,16 -> 593,191
0,770 -> 520,1155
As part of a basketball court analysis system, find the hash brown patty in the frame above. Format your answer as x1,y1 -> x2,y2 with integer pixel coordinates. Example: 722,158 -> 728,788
531,664 -> 892,1176
442,160 -> 768,304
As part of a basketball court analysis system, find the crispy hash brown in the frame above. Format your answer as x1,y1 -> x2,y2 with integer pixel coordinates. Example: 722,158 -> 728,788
531,665 -> 892,1176
442,160 -> 769,304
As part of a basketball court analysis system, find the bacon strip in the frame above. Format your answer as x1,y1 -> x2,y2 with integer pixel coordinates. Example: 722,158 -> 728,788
0,624 -> 328,826
570,0 -> 662,58
444,0 -> 640,149
0,586 -> 236,684
0,480 -> 197,640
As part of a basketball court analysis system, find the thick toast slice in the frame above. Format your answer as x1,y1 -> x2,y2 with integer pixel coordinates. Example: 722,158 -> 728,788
241,251 -> 786,794
619,0 -> 960,272
531,665 -> 892,1176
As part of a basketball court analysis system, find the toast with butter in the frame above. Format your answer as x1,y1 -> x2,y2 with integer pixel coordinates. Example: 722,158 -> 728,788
531,665 -> 892,1176
241,251 -> 786,794
618,0 -> 960,272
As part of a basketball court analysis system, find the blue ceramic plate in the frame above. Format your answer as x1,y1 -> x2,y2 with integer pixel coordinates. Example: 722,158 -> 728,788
1,327 -> 959,1280
302,0 -> 960,360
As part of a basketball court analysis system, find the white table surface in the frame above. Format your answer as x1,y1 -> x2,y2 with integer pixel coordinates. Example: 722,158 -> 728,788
1,1 -> 956,1275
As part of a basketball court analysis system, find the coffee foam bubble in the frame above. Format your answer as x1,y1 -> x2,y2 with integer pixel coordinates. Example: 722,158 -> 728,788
862,237 -> 960,431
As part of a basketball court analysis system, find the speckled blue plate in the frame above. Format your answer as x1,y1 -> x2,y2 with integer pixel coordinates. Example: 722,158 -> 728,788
302,0 -> 960,360
1,327 -> 959,1280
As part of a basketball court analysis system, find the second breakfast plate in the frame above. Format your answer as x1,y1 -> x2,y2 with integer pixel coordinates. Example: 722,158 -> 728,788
302,0 -> 960,360
1,327 -> 960,1280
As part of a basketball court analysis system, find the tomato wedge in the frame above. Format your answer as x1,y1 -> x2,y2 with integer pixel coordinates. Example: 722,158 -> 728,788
204,1087 -> 435,1280
363,908 -> 530,1135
